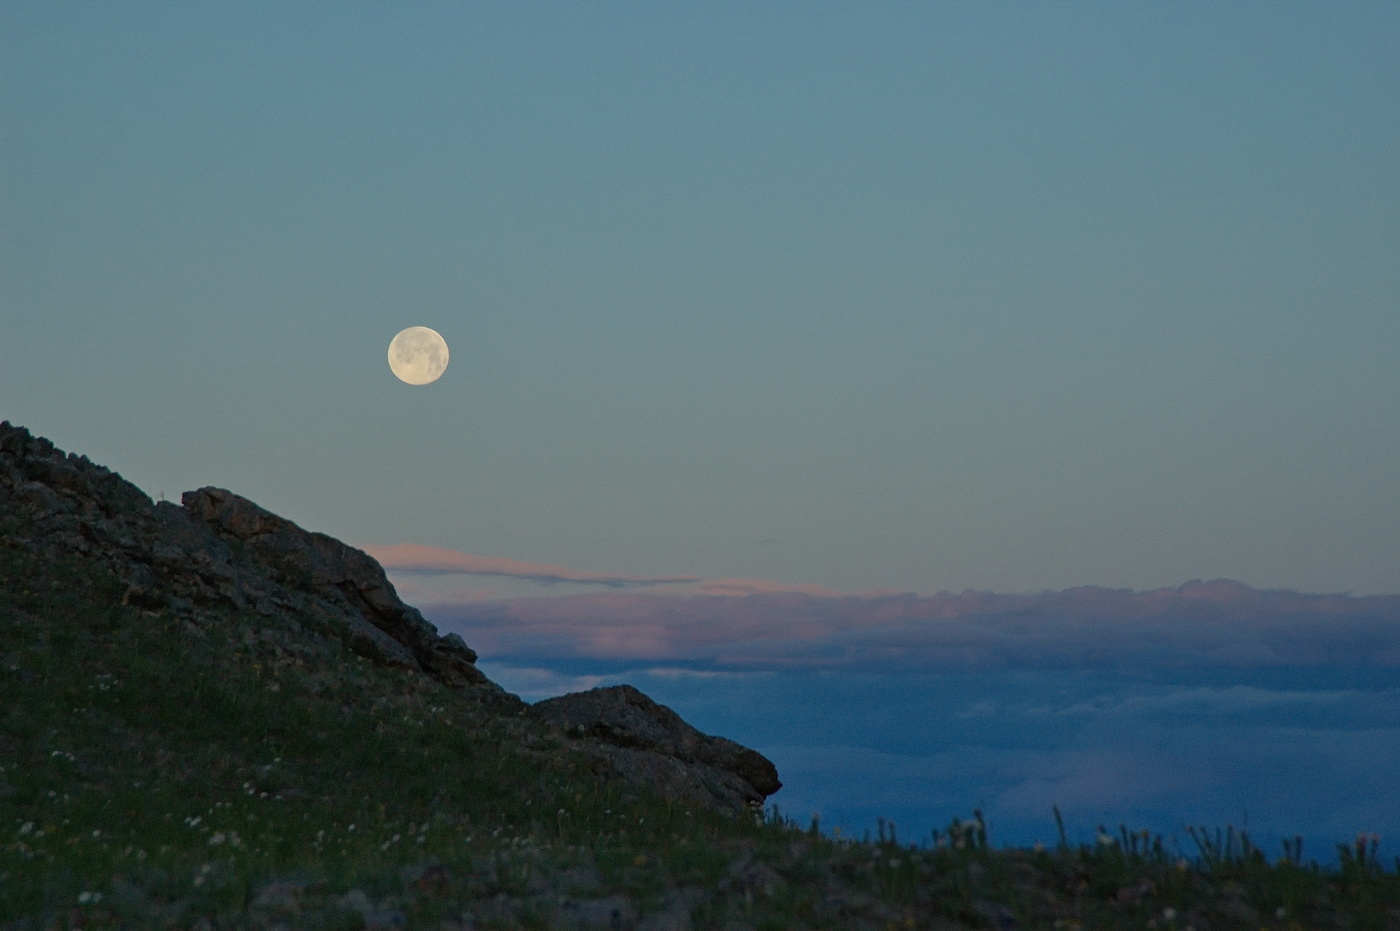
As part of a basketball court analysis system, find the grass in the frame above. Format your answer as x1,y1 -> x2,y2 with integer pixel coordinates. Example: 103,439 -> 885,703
3,530 -> 1398,929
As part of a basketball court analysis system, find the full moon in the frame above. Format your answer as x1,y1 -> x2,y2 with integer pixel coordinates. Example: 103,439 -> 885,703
387,326 -> 449,385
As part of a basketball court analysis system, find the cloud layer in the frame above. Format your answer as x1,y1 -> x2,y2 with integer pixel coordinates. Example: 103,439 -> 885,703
419,578 -> 1400,671
379,548 -> 1400,859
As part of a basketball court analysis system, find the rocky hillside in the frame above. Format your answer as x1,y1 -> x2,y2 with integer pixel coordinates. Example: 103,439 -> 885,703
0,420 -> 778,816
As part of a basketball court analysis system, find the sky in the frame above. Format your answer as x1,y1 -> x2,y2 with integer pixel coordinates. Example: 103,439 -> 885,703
3,1 -> 1398,596
4,2 -> 1399,860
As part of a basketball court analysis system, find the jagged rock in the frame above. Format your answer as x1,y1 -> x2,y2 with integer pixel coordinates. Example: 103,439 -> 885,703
0,421 -> 498,696
532,685 -> 782,810
179,486 -> 492,689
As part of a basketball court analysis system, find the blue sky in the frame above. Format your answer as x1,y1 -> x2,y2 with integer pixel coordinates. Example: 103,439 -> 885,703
3,1 -> 1397,595
4,2 -> 1399,861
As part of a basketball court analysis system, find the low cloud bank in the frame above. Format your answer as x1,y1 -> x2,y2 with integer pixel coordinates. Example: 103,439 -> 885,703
420,579 -> 1400,671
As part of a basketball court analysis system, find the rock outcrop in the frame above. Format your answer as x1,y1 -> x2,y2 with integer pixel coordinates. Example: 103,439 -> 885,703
0,421 -> 783,815
533,685 -> 782,812
0,421 -> 497,696
178,486 -> 487,690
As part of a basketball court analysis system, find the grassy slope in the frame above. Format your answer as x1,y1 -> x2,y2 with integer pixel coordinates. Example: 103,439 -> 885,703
2,531 -> 1398,929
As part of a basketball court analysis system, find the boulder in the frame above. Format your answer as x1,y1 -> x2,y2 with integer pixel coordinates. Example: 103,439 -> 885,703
532,685 -> 781,812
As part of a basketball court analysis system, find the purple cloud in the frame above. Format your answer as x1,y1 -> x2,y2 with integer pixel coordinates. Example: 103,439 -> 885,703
362,543 -> 700,587
417,579 -> 1400,671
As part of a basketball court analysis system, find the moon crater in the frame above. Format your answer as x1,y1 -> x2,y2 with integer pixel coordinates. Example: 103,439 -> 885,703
388,326 -> 449,385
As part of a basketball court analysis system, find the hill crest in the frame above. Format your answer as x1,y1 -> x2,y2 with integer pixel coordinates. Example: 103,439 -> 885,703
0,420 -> 778,813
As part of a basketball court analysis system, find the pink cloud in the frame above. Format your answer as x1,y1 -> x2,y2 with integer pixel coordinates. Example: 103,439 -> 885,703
413,580 -> 1400,671
362,544 -> 858,598
694,578 -> 847,597
361,543 -> 700,587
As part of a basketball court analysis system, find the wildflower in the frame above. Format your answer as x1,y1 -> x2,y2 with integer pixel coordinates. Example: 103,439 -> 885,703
18,822 -> 33,836
1033,841 -> 1045,852
77,892 -> 101,904
1162,907 -> 1176,920
1275,908 -> 1287,919
1096,831 -> 1115,847
208,832 -> 226,846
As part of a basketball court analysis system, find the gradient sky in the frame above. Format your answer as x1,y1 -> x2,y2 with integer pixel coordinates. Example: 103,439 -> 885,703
4,1 -> 1399,596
